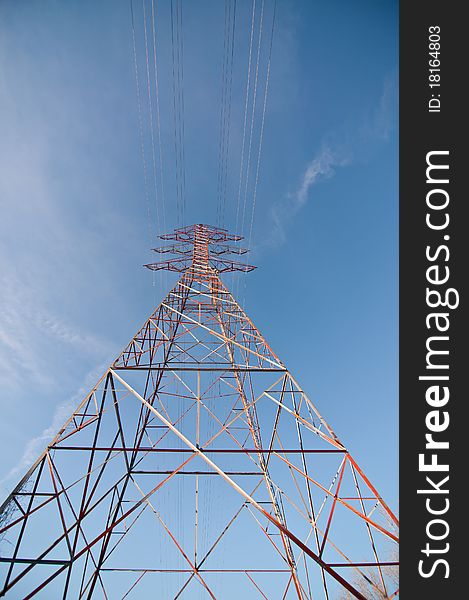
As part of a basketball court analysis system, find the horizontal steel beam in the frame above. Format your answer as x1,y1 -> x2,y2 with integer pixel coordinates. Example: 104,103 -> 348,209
51,447 -> 345,454
131,471 -> 263,476
112,366 -> 287,372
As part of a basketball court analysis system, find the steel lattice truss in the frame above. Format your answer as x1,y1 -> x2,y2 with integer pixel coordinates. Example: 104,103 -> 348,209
0,225 -> 399,599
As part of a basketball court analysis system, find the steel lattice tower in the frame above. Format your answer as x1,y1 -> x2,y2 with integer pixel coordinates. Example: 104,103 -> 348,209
0,224 -> 399,599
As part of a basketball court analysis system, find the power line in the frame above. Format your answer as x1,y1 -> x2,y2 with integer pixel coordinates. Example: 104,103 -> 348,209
149,0 -> 168,293
216,0 -> 237,229
234,0 -> 256,238
170,0 -> 181,226
220,0 -> 237,228
216,0 -> 231,227
170,0 -> 186,226
240,0 -> 265,242
130,0 -> 153,246
247,0 -> 277,252
233,0 -> 257,298
142,0 -> 161,234
150,0 -> 167,235
178,0 -> 187,225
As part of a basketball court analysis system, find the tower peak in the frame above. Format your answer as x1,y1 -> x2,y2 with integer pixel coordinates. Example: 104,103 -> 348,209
144,223 -> 256,275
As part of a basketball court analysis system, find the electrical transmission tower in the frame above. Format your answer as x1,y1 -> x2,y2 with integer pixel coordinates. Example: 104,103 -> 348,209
0,224 -> 399,599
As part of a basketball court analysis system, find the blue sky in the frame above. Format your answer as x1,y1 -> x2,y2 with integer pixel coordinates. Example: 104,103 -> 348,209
0,0 -> 398,521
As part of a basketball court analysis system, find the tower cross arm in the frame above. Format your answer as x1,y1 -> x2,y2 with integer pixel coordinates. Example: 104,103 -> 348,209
145,224 -> 255,275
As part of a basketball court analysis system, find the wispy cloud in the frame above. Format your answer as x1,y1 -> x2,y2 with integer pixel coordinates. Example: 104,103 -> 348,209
0,265 -> 112,391
266,73 -> 397,248
0,363 -> 109,492
296,146 -> 342,206
364,72 -> 398,143
270,145 -> 348,245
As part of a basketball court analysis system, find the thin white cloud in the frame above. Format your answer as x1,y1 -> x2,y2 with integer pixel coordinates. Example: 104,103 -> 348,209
266,73 -> 397,248
0,265 -> 112,391
269,145 -> 348,246
0,266 -> 117,502
364,72 -> 398,142
0,363 -> 109,492
296,145 -> 340,206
